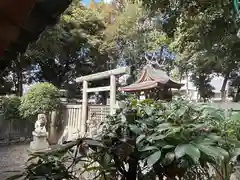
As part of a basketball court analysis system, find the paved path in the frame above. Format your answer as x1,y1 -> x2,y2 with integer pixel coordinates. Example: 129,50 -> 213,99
0,144 -> 29,179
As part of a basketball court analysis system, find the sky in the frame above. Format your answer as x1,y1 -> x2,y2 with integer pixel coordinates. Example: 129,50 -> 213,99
81,0 -> 112,6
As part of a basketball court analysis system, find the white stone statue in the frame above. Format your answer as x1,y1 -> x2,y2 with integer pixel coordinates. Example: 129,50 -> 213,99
29,113 -> 49,152
35,114 -> 47,134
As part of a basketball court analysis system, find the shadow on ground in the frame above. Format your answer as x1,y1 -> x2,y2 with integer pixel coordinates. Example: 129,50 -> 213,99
0,144 -> 29,179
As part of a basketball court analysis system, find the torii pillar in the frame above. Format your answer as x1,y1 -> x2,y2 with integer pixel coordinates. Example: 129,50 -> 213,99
76,67 -> 131,134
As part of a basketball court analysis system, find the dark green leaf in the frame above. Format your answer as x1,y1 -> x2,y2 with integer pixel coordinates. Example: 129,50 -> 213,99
214,147 -> 229,161
176,106 -> 188,117
82,166 -> 102,173
27,156 -> 38,162
192,124 -> 207,129
163,145 -> 175,149
230,112 -> 240,121
85,139 -> 104,147
136,134 -> 145,144
156,123 -> 171,132
6,174 -> 24,180
103,153 -> 111,167
231,148 -> 240,158
162,152 -> 175,165
100,173 -> 109,180
197,144 -> 229,161
145,106 -> 154,115
175,144 -> 200,163
165,127 -> 182,137
139,146 -> 159,152
207,134 -> 222,141
175,144 -> 187,159
3,171 -> 22,173
185,145 -> 200,163
146,150 -> 161,167
129,124 -> 141,134
150,134 -> 165,141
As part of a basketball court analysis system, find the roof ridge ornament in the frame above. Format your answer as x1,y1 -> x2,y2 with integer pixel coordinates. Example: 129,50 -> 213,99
144,52 -> 165,70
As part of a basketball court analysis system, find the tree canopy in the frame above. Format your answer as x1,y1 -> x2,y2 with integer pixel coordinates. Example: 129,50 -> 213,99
0,0 -> 240,101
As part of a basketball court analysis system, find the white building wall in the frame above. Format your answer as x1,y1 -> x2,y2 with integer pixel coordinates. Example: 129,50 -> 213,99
179,75 -> 231,101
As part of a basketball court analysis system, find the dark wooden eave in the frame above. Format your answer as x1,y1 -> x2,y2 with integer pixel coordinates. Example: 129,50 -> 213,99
0,0 -> 72,71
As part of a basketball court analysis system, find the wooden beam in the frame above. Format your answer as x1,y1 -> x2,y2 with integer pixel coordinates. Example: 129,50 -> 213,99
86,86 -> 110,93
76,67 -> 131,83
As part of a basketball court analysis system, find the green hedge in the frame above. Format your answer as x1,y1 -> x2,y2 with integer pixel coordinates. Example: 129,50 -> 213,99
0,95 -> 21,121
20,82 -> 61,119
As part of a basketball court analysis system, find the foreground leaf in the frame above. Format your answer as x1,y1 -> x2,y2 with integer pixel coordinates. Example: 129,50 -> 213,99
197,144 -> 229,161
139,146 -> 159,152
6,174 -> 24,180
85,139 -> 104,147
156,123 -> 171,132
136,134 -> 146,144
146,150 -> 161,167
175,144 -> 200,163
231,148 -> 240,157
145,106 -> 154,115
162,152 -> 175,165
129,124 -> 141,134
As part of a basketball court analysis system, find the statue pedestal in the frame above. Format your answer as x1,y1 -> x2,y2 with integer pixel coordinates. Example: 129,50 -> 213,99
29,131 -> 50,152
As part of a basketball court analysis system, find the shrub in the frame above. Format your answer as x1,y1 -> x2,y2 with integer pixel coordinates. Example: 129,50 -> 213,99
0,95 -> 21,121
20,82 -> 61,119
10,98 -> 240,180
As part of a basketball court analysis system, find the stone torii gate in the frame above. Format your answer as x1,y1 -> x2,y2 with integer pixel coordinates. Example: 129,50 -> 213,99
76,67 -> 130,133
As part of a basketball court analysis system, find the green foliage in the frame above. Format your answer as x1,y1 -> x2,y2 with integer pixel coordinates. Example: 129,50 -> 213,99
0,95 -> 21,120
129,0 -> 240,100
92,98 -> 235,179
20,83 -> 61,119
25,0 -> 109,88
0,77 -> 14,95
191,74 -> 215,101
101,1 -> 172,77
18,153 -> 74,180
226,111 -> 240,140
9,98 -> 240,180
208,108 -> 240,142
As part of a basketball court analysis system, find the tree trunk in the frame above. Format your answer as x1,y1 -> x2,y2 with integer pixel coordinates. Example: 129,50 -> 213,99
16,53 -> 23,96
220,74 -> 229,102
233,87 -> 240,102
198,74 -> 206,102
126,158 -> 137,180
125,148 -> 138,180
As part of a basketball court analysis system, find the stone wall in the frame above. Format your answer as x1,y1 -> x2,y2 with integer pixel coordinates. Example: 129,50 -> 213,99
0,117 -> 34,145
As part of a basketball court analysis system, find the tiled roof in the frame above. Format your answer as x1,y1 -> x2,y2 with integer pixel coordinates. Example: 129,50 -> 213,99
121,64 -> 184,92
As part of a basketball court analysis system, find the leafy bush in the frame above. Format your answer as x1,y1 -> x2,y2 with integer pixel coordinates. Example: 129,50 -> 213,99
199,104 -> 240,142
10,98 -> 240,180
0,95 -> 21,120
88,98 -> 236,180
224,111 -> 240,140
20,83 -> 61,119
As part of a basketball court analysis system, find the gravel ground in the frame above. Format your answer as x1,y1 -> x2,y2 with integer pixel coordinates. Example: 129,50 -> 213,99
0,144 -> 90,180
0,144 -> 29,180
